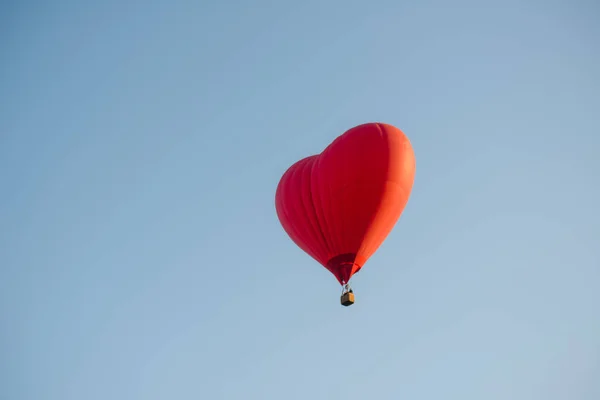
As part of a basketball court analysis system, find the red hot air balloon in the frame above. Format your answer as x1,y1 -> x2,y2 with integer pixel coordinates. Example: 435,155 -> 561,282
275,122 -> 416,306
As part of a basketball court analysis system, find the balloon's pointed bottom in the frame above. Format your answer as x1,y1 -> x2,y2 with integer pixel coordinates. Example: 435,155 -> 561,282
341,291 -> 355,306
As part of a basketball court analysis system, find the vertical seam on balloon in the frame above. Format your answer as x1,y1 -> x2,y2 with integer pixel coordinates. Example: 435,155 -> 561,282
276,167 -> 306,254
307,155 -> 332,259
311,150 -> 336,260
279,162 -> 321,262
321,144 -> 344,259
289,160 -> 324,261
298,156 -> 328,262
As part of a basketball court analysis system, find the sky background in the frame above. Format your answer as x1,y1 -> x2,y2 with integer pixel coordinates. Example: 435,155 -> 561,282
1,0 -> 599,399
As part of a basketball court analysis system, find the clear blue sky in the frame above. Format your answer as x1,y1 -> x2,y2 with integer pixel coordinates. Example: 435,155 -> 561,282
1,0 -> 599,399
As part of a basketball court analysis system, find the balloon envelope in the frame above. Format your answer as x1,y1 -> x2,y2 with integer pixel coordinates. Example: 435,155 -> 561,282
275,122 -> 416,285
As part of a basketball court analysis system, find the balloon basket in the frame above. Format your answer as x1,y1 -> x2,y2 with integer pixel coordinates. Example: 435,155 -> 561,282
341,291 -> 355,307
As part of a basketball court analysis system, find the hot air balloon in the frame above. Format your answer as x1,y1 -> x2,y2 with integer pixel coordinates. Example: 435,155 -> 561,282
275,122 -> 416,306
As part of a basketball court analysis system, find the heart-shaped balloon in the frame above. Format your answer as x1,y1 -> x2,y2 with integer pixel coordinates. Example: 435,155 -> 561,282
275,122 -> 416,285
